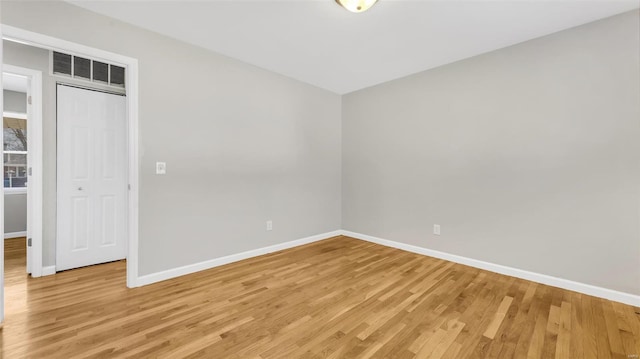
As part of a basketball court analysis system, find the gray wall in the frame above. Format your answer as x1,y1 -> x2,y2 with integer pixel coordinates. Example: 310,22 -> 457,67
3,89 -> 28,236
343,11 -> 640,295
1,1 -> 342,274
4,193 -> 26,235
3,90 -> 26,113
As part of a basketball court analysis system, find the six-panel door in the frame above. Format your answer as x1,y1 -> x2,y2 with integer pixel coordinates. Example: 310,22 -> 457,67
56,84 -> 127,271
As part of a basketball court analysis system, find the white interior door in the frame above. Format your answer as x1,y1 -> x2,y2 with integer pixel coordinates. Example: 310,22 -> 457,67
57,84 -> 127,271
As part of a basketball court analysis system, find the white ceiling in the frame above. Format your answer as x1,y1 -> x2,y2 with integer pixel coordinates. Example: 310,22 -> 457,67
70,0 -> 639,94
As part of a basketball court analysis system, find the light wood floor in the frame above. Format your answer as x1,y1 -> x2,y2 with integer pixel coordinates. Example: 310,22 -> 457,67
1,235 -> 639,358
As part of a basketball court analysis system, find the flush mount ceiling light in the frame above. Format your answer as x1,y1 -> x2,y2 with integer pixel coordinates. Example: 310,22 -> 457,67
335,0 -> 378,13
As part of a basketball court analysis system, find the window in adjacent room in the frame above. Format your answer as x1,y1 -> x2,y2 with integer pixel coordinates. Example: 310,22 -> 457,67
3,113 -> 27,189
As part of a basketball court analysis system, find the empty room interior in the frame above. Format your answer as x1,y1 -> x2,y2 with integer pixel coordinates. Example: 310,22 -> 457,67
0,0 -> 639,358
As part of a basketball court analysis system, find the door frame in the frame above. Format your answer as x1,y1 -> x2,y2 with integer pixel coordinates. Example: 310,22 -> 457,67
2,64 -> 43,278
1,24 -> 5,324
1,25 -> 140,289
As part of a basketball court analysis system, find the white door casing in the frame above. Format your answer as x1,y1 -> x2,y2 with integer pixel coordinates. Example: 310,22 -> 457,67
26,78 -> 32,275
56,85 -> 127,271
1,24 -> 5,325
4,64 -> 44,280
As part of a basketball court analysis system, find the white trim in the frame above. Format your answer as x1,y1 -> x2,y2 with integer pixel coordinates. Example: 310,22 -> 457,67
2,25 -> 140,288
3,111 -> 27,119
3,64 -> 43,278
2,26 -> 131,67
126,59 -> 140,288
1,26 -> 5,324
137,231 -> 343,287
41,266 -> 56,276
3,150 -> 27,154
3,188 -> 27,195
341,230 -> 640,307
4,231 -> 26,239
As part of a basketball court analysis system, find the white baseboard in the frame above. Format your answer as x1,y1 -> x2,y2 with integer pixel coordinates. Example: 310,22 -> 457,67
341,230 -> 640,307
136,230 -> 343,287
41,266 -> 56,276
4,231 -> 27,239
132,229 -> 639,306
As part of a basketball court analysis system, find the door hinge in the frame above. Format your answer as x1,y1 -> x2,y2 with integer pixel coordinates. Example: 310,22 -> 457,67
28,96 -> 32,105
27,238 -> 32,247
28,167 -> 33,176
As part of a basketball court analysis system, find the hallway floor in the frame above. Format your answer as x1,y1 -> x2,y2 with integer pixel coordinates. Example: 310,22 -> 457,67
4,237 -> 28,315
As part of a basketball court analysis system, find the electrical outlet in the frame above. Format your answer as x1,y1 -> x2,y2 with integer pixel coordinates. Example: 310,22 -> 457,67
266,220 -> 273,231
433,224 -> 441,236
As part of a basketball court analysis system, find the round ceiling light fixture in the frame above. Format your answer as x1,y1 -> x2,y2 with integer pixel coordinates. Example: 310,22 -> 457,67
335,0 -> 378,13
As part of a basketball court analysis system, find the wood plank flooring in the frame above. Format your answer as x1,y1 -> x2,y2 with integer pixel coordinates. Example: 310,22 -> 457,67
4,237 -> 26,286
1,235 -> 639,358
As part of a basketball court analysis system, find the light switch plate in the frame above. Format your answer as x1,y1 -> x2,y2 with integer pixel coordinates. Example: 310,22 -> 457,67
156,162 -> 167,175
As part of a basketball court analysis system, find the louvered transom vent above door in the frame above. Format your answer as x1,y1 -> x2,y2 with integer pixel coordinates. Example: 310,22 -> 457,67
52,51 -> 126,89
